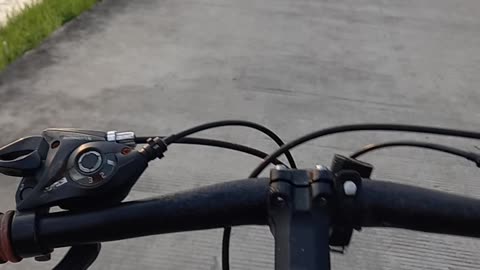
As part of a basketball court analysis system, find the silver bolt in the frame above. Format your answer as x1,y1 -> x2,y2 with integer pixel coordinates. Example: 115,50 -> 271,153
106,130 -> 117,142
106,130 -> 136,147
272,195 -> 286,207
116,131 -> 135,142
343,181 -> 357,196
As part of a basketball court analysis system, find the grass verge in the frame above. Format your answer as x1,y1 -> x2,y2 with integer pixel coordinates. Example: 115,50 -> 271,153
0,0 -> 98,71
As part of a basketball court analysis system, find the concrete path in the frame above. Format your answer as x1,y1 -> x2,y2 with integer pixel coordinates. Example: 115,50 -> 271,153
1,0 -> 480,269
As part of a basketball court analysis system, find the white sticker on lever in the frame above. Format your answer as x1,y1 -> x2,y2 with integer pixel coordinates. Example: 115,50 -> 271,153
44,177 -> 68,192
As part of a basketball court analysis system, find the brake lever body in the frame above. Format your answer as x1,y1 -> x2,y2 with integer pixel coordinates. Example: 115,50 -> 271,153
0,136 -> 48,177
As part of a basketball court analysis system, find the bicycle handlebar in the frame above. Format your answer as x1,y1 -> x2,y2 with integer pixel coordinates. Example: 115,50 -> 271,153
4,124 -> 480,270
5,176 -> 480,261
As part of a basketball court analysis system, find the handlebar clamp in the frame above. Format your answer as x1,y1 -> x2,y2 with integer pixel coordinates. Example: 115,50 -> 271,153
328,154 -> 373,250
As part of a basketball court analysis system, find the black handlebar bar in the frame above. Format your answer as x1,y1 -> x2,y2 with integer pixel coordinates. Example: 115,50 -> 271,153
37,178 -> 269,248
8,177 -> 480,260
359,180 -> 480,237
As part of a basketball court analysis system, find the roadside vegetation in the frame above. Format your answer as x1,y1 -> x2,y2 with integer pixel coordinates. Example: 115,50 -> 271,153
0,0 -> 98,70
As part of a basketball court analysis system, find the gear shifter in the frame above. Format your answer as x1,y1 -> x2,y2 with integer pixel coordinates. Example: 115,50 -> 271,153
0,128 -> 149,211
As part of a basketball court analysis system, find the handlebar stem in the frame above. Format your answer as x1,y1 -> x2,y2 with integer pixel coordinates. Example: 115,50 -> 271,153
268,167 -> 334,270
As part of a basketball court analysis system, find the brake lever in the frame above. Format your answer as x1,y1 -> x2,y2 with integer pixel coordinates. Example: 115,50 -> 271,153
0,136 -> 47,177
52,244 -> 101,270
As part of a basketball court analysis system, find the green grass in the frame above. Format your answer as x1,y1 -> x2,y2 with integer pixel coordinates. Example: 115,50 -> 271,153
0,0 -> 98,70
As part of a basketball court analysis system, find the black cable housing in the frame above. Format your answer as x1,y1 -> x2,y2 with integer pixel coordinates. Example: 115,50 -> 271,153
249,124 -> 480,178
350,141 -> 480,167
161,120 -> 297,169
135,136 -> 286,166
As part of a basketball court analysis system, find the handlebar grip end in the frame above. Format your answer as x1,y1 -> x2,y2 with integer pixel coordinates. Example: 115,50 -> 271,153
0,211 -> 22,263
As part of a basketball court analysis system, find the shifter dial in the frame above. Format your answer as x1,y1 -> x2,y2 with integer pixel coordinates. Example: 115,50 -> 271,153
67,148 -> 117,187
77,151 -> 103,174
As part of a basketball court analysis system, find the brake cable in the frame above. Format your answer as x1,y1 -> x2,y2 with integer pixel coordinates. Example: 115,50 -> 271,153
249,124 -> 480,178
350,141 -> 480,167
162,120 -> 297,168
135,136 -> 287,166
